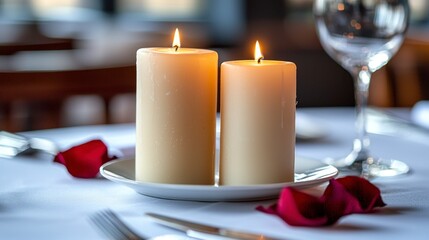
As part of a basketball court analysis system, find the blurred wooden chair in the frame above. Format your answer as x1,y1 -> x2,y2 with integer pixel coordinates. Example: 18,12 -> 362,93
0,64 -> 135,132
0,36 -> 74,56
369,36 -> 429,107
390,37 -> 429,107
0,20 -> 139,131
0,21 -> 74,55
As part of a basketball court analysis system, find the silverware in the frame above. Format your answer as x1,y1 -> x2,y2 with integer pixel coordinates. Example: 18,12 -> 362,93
0,131 -> 58,158
90,209 -> 192,240
145,212 -> 284,240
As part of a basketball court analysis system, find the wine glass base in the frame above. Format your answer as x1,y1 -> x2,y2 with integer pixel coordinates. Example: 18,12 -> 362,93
364,158 -> 410,177
324,152 -> 410,178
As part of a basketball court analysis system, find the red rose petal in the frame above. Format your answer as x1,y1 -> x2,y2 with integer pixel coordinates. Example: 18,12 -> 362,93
322,179 -> 363,218
335,176 -> 386,213
257,188 -> 330,226
53,152 -> 66,165
256,176 -> 386,227
54,139 -> 115,178
255,204 -> 277,215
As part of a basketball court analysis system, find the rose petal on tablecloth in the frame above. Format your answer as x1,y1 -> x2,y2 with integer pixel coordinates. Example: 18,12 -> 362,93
256,176 -> 386,227
257,187 -> 330,226
331,176 -> 386,213
54,139 -> 116,178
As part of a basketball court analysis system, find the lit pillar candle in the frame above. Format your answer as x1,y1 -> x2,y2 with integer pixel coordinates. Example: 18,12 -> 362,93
220,41 -> 296,185
136,28 -> 218,184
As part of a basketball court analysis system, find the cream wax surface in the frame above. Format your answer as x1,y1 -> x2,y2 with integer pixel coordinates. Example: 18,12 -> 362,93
220,60 -> 296,185
136,48 -> 217,184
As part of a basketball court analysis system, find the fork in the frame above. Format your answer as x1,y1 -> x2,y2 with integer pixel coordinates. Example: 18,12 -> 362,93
90,209 -> 191,240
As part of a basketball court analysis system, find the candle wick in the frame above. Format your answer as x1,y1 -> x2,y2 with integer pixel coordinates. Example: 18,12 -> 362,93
173,45 -> 179,52
257,56 -> 264,64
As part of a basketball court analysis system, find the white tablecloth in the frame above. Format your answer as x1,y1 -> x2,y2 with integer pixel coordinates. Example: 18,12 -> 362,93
1,108 -> 428,240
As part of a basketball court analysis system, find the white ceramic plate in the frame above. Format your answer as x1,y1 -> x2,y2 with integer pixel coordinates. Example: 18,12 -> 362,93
100,157 -> 338,202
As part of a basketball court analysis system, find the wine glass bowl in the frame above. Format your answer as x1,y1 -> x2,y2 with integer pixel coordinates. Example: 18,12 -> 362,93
314,0 -> 410,177
315,0 -> 408,74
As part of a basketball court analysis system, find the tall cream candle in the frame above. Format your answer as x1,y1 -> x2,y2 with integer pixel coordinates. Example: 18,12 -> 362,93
220,41 -> 296,185
136,29 -> 218,184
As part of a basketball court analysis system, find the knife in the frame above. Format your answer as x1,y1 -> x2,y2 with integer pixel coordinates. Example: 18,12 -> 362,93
145,212 -> 284,240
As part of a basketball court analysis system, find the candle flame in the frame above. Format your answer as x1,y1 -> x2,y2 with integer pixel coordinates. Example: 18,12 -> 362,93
254,41 -> 264,64
172,28 -> 180,51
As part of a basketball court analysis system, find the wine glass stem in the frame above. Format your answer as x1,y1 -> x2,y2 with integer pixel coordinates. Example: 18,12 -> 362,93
352,68 -> 371,161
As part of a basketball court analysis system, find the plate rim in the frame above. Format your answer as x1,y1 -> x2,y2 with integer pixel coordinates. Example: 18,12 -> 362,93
100,156 -> 338,201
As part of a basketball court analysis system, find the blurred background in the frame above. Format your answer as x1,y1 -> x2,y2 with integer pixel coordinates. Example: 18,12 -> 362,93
1,0 -> 429,132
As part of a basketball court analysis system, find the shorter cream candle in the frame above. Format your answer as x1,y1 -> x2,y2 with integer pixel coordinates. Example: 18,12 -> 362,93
220,41 -> 296,185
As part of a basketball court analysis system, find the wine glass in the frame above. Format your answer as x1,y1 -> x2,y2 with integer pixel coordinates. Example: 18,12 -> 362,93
314,0 -> 410,177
